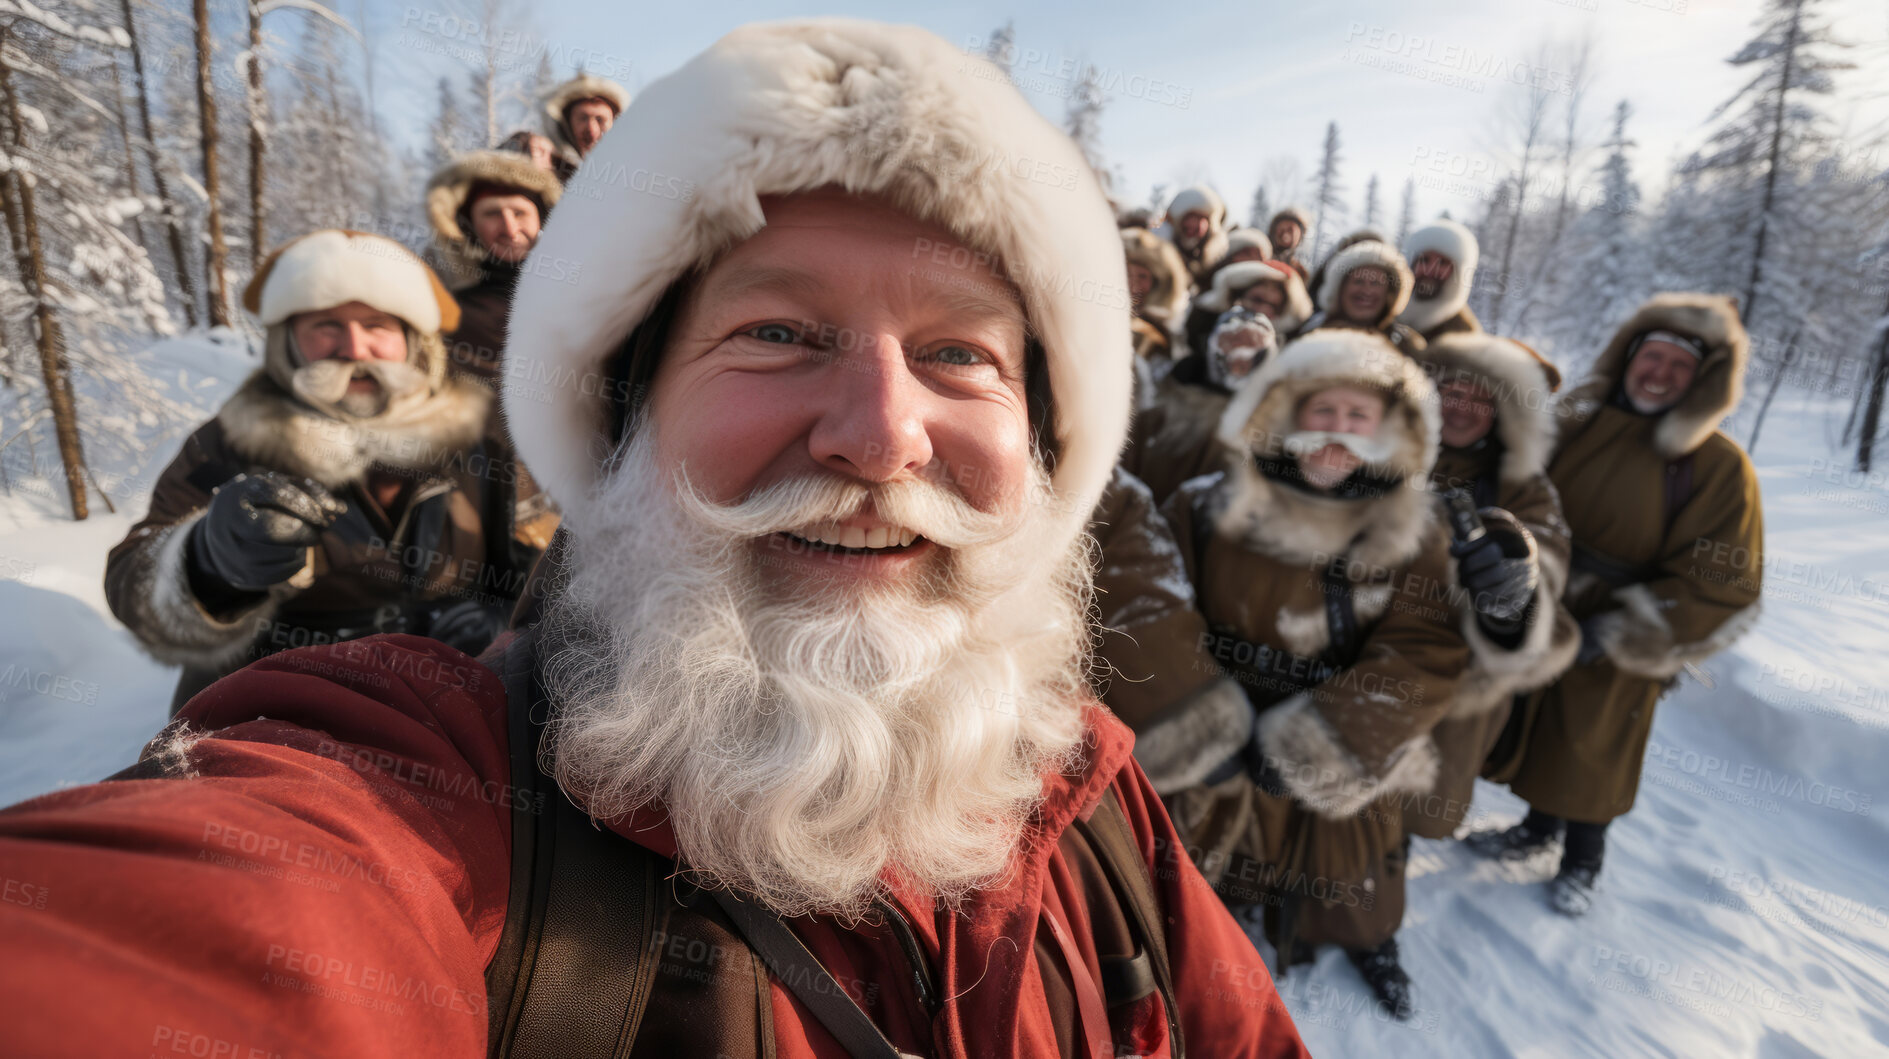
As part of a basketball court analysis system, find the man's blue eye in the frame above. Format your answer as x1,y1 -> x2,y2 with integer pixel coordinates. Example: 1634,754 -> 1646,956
749,324 -> 800,345
930,345 -> 981,366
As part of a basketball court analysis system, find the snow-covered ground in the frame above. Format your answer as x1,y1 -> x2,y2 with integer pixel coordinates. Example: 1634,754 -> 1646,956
1,348 -> 1885,1056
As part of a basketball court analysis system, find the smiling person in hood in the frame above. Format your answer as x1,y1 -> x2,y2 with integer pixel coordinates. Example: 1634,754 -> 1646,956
99,229 -> 521,712
0,22 -> 1307,1059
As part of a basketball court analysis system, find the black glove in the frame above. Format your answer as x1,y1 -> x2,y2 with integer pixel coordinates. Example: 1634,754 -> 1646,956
187,472 -> 347,598
1456,507 -> 1539,639
423,599 -> 511,656
1576,614 -> 1609,666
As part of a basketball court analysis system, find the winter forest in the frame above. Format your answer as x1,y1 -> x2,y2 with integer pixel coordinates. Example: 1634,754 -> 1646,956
1,1 -> 1888,1056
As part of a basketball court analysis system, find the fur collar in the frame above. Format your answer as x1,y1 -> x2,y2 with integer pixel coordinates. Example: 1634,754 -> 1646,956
1397,220 -> 1478,336
215,370 -> 491,488
1557,293 -> 1748,458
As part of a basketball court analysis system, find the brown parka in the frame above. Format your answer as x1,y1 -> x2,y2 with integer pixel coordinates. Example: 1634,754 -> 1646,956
1405,333 -> 1581,839
1136,331 -> 1471,953
1506,293 -> 1764,824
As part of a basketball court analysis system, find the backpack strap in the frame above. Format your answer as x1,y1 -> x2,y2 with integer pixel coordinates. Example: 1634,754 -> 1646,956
708,890 -> 910,1059
1072,787 -> 1185,1059
1664,452 -> 1697,534
485,631 -> 665,1059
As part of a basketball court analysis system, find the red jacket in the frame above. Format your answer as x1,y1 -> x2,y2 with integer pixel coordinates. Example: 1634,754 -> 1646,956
0,635 -> 1305,1058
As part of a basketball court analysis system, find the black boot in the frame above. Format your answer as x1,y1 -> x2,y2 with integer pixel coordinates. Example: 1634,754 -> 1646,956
1347,937 -> 1414,1020
1549,820 -> 1608,916
1465,808 -> 1564,862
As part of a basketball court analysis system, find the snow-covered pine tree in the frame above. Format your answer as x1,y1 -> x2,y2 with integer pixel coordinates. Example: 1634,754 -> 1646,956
1395,177 -> 1415,245
1688,0 -> 1853,334
1310,121 -> 1344,261
1064,58 -> 1111,197
1248,182 -> 1270,231
1362,172 -> 1381,230
1533,100 -> 1649,368
985,20 -> 1015,76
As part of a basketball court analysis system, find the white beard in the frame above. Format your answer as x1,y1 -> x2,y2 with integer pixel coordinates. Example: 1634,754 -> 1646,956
538,426 -> 1094,922
1282,428 -> 1399,465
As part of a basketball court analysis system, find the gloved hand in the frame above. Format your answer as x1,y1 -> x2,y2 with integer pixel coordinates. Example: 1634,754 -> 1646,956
188,472 -> 347,595
1456,507 -> 1539,637
423,598 -> 512,656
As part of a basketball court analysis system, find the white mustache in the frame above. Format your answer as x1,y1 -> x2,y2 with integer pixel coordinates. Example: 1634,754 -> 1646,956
671,469 -> 1014,552
290,357 -> 429,412
1282,429 -> 1397,464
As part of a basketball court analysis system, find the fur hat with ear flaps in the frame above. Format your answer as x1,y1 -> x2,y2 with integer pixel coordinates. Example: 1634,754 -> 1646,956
1398,219 -> 1479,336
1417,332 -> 1561,484
1211,329 -> 1441,571
502,19 -> 1133,555
1195,260 -> 1314,335
541,73 -> 632,163
1122,227 -> 1190,328
1561,292 -> 1749,459
1316,238 -> 1413,329
424,150 -> 564,290
225,230 -> 488,487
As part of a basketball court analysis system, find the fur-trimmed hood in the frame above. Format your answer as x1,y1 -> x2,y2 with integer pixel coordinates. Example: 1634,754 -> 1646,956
1316,239 -> 1413,329
541,73 -> 632,164
215,369 -> 490,489
1399,219 -> 1479,337
1122,227 -> 1190,328
502,19 -> 1131,563
1416,332 -> 1560,484
1210,329 -> 1441,570
424,150 -> 564,291
1224,227 -> 1272,261
1269,206 -> 1310,233
1559,293 -> 1749,459
1165,185 -> 1229,273
1195,260 -> 1314,336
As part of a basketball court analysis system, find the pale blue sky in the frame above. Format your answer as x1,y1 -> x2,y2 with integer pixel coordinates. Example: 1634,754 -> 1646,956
355,0 -> 1889,228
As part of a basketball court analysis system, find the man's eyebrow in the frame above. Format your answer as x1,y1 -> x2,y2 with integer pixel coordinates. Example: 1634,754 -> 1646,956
703,264 -> 831,306
930,286 -> 1028,333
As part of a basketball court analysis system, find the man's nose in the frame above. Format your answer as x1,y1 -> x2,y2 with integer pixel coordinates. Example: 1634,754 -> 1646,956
335,323 -> 376,360
806,333 -> 934,482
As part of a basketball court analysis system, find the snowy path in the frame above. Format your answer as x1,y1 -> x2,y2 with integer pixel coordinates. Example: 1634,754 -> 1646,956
1,367 -> 1884,1056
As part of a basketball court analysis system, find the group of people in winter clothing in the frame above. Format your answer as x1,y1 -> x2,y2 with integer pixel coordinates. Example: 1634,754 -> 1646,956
1109,181 -> 1763,1016
0,17 -> 1765,1058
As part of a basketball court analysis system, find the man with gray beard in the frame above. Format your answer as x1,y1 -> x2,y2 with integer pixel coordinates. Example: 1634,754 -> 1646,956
104,229 -> 518,711
1,22 -> 1307,1059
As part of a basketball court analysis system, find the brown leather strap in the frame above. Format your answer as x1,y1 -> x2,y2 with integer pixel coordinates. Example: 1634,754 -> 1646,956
1074,788 -> 1184,1058
486,632 -> 664,1059
1041,901 -> 1114,1059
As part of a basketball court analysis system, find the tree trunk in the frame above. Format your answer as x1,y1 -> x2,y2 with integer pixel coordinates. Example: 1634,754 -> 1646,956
120,0 -> 198,327
247,1 -> 265,267
0,33 -> 88,519
193,0 -> 233,327
1488,137 -> 1536,332
1739,0 -> 1804,330
107,58 -> 148,255
1858,321 -> 1889,473
1746,328 -> 1800,454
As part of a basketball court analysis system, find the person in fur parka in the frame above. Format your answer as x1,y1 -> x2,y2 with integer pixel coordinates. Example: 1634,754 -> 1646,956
540,72 -> 631,180
1135,329 -> 1470,1018
1122,225 -> 1190,359
103,231 -> 517,711
1399,219 -> 1483,342
1404,332 -> 1580,842
1165,184 -> 1231,286
1303,238 -> 1427,354
425,149 -> 566,572
425,148 -> 563,380
1471,293 -> 1763,917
